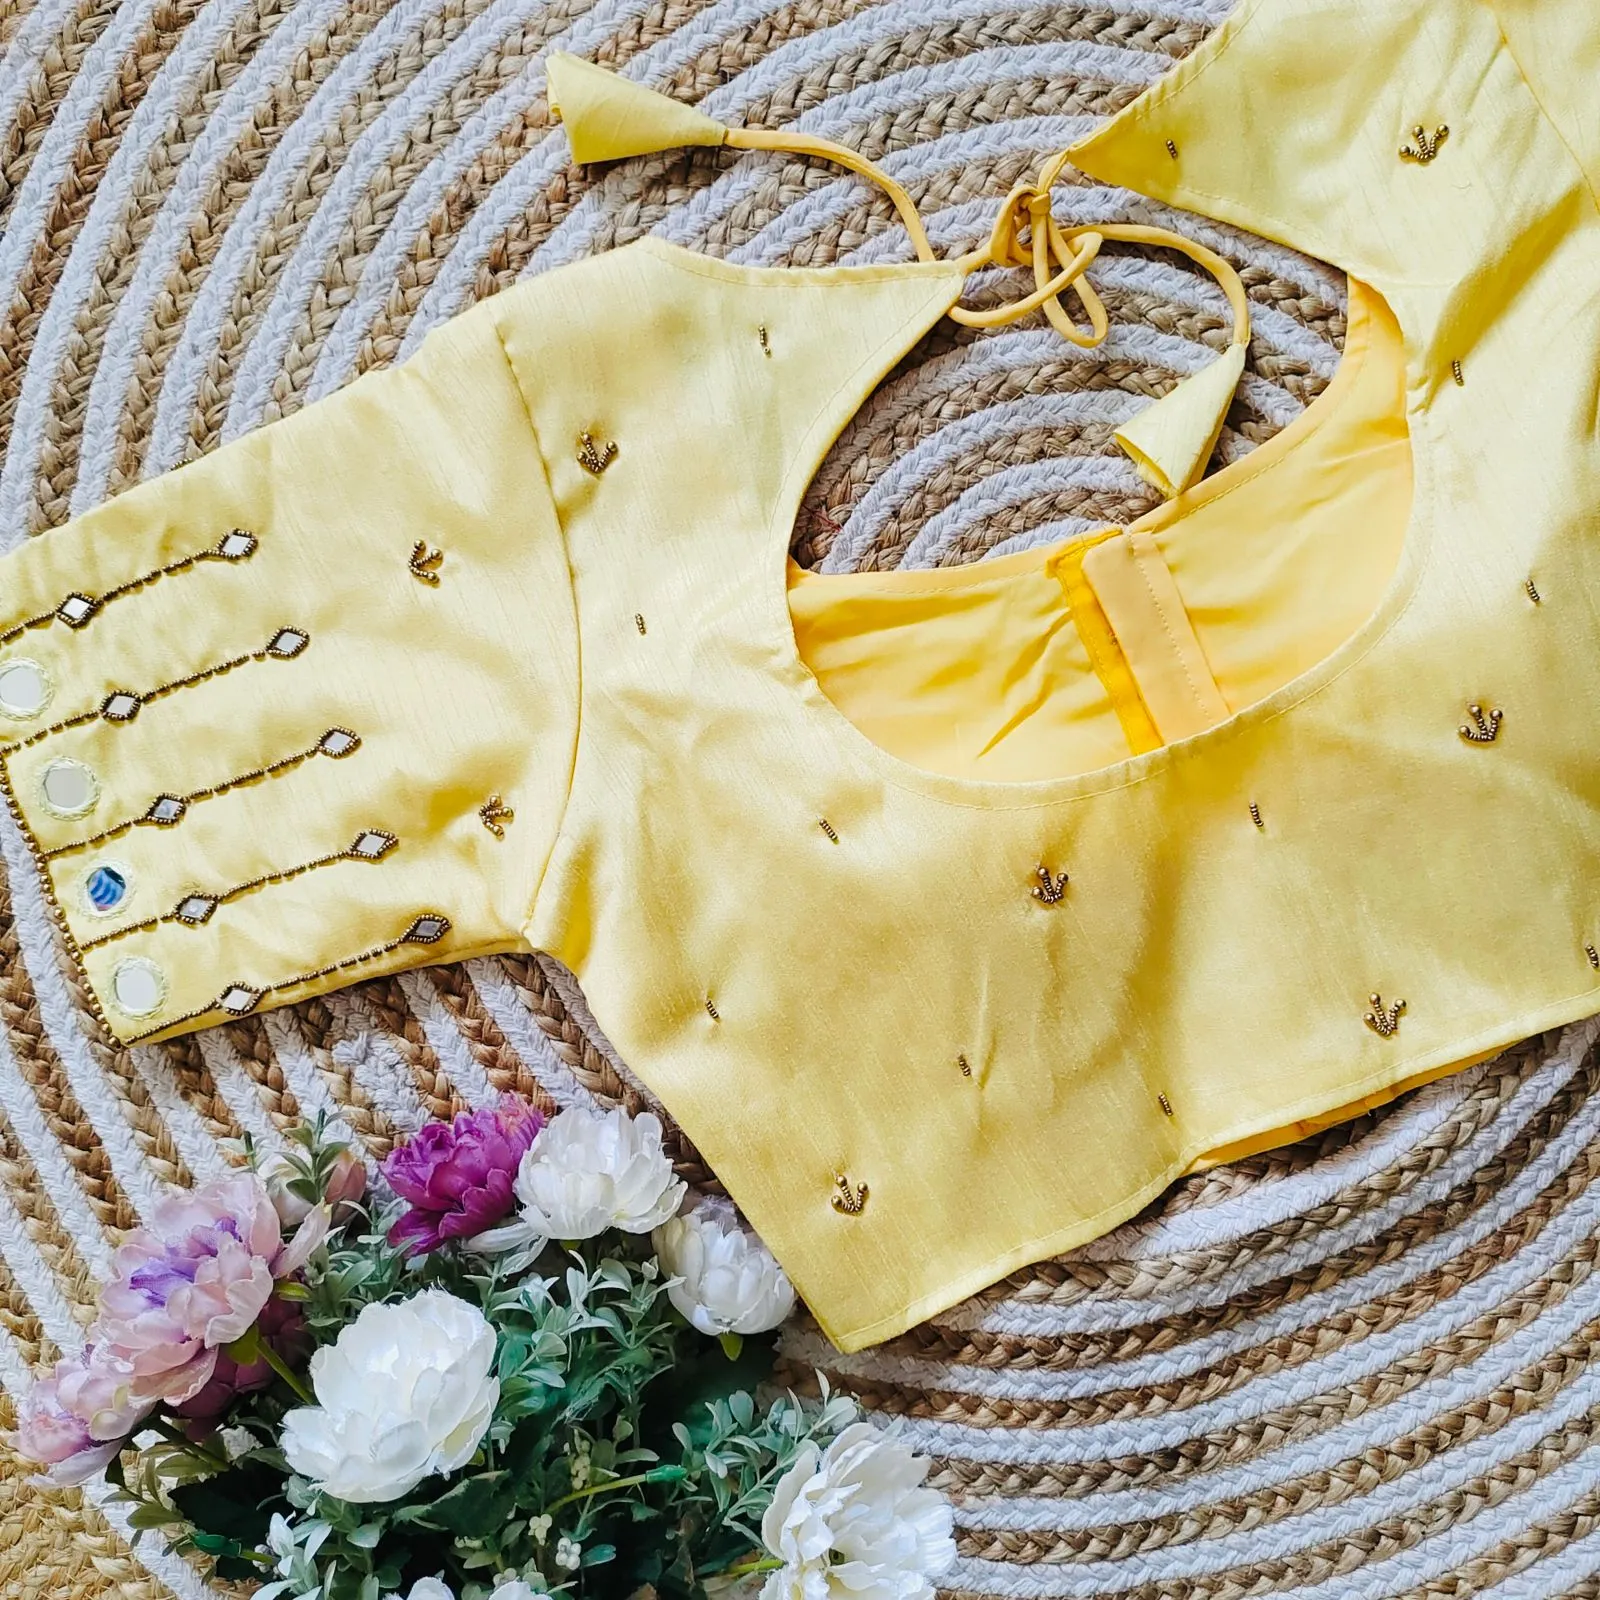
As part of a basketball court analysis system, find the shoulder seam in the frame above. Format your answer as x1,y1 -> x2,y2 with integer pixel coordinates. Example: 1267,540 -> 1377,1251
483,293 -> 585,943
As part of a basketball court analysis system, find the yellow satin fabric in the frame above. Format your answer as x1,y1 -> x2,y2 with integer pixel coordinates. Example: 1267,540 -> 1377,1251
3,0 -> 1600,1353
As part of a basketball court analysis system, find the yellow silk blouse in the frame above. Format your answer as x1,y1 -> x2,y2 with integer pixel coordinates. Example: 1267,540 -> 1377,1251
3,0 -> 1599,1351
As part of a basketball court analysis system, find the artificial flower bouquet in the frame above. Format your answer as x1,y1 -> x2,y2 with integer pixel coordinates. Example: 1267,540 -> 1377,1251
6,1099 -> 955,1600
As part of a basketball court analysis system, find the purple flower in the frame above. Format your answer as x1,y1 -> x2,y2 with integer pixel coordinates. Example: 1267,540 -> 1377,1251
96,1171 -> 327,1406
383,1096 -> 543,1255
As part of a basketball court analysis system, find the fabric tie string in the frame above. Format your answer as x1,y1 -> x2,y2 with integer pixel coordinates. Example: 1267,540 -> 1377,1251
548,51 -> 1252,495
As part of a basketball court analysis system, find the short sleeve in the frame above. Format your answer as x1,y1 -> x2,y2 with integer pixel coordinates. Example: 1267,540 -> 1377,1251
1066,0 -> 1548,291
0,289 -> 577,1044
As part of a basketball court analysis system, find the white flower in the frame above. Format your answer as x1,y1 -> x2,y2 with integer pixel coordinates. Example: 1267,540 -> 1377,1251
405,1582 -> 455,1600
513,1107 -> 685,1241
759,1424 -> 955,1600
281,1289 -> 499,1503
217,1425 -> 257,1461
491,1580 -> 542,1600
554,1536 -> 582,1572
653,1197 -> 796,1337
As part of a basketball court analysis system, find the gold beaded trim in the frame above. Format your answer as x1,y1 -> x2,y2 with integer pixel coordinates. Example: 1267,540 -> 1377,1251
0,752 -> 113,1035
0,529 -> 258,648
1588,944 -> 1599,972
123,912 -> 452,1044
1158,1092 -> 1175,1116
818,818 -> 840,843
2,627 -> 309,754
1526,579 -> 1542,605
832,1174 -> 868,1215
78,829 -> 399,952
1249,802 -> 1264,830
40,727 -> 361,861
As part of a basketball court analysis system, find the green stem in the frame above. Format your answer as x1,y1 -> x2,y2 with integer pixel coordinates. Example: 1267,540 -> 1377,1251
722,1556 -> 783,1578
545,1468 -> 673,1516
225,1323 -> 314,1405
257,1337 -> 314,1404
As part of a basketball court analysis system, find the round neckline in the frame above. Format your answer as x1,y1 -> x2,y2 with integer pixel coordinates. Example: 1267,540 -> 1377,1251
765,268 -> 1434,811
633,237 -> 1434,812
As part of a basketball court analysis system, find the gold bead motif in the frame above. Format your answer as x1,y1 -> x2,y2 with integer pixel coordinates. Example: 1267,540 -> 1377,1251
577,430 -> 618,476
1158,1092 -> 1174,1116
635,613 -> 647,635
818,819 -> 840,843
1526,579 -> 1542,605
1458,703 -> 1503,744
1249,802 -> 1264,830
1400,124 -> 1449,164
479,795 -> 515,838
1451,360 -> 1465,387
408,541 -> 444,585
758,325 -> 773,357
832,1174 -> 868,1215
1165,139 -> 1178,159
1588,944 -> 1599,971
1364,993 -> 1406,1038
958,1054 -> 973,1078
1032,865 -> 1068,904
704,996 -> 720,1022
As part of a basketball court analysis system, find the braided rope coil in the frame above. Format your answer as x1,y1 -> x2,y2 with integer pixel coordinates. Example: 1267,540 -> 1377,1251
3,2 -> 1593,1598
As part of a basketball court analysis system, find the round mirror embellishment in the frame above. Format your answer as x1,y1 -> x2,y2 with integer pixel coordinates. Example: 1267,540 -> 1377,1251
109,957 -> 166,1019
0,658 -> 51,719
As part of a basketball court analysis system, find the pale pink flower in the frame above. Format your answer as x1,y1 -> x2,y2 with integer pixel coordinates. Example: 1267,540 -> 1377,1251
97,1171 -> 327,1405
4,1344 -> 151,1485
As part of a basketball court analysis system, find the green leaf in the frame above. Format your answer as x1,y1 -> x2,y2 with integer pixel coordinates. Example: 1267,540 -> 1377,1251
125,1504 -> 187,1531
170,1459 -> 289,1551
189,1532 -> 243,1557
394,1471 -> 516,1536
719,1333 -> 745,1364
223,1323 -> 262,1364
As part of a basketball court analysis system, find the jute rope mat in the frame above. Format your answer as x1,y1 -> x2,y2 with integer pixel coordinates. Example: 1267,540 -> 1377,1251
1,0 -> 1596,1595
